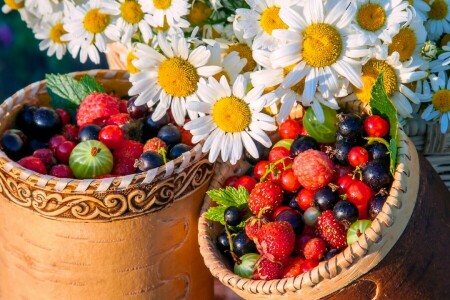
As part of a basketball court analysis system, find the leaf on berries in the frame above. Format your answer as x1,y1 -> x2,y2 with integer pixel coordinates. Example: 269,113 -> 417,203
46,73 -> 86,105
204,206 -> 227,225
79,74 -> 105,94
205,186 -> 249,226
369,73 -> 398,175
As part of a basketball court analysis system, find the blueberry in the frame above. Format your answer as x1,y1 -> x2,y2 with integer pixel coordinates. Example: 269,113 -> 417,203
313,186 -> 339,211
33,107 -> 62,140
127,96 -> 148,119
1,130 -> 27,160
275,209 -> 304,234
366,142 -> 389,161
363,160 -> 392,191
28,138 -> 48,152
337,113 -> 363,139
334,140 -> 354,165
290,135 -> 319,156
243,139 -> 270,165
333,200 -> 358,228
369,193 -> 387,219
168,143 -> 192,160
287,195 -> 301,210
224,206 -> 241,226
78,124 -> 101,141
157,124 -> 181,146
232,231 -> 256,257
135,151 -> 165,172
143,113 -> 170,139
216,230 -> 231,255
15,105 -> 37,135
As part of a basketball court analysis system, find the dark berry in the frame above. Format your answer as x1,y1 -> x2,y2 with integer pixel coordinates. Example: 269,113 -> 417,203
143,113 -> 170,139
78,124 -> 101,141
224,206 -> 241,226
337,113 -> 363,139
127,96 -> 148,119
157,124 -> 181,146
55,141 -> 76,164
333,200 -> 359,228
366,142 -> 389,161
363,160 -> 392,191
122,118 -> 144,142
33,148 -> 57,169
49,164 -> 74,178
33,107 -> 62,140
56,108 -> 71,125
368,192 -> 387,219
334,140 -> 353,165
290,135 -> 319,156
232,231 -> 256,257
243,140 -> 270,165
216,230 -> 231,256
134,151 -> 164,172
325,249 -> 340,260
28,138 -> 48,152
168,143 -> 192,160
1,130 -> 27,160
15,105 -> 37,135
275,209 -> 304,234
313,186 -> 339,211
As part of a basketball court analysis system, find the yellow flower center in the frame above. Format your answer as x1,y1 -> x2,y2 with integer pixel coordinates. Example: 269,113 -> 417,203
283,64 -> 305,95
120,0 -> 144,24
153,0 -> 171,10
432,90 -> 450,112
408,0 -> 414,4
427,0 -> 448,20
156,18 -> 170,32
83,8 -> 110,34
188,1 -> 212,24
49,23 -> 67,44
388,27 -> 417,61
260,6 -> 288,35
213,71 -> 230,83
440,33 -> 450,46
357,3 -> 386,32
126,51 -> 140,74
213,96 -> 251,133
158,57 -> 199,97
226,43 -> 256,72
4,0 -> 24,9
302,23 -> 342,68
355,59 -> 398,103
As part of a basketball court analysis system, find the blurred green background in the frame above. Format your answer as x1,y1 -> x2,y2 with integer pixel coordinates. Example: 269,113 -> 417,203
0,11 -> 108,101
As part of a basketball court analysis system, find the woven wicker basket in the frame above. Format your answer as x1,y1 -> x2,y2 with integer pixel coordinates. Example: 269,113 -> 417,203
0,70 -> 214,299
198,100 -> 420,299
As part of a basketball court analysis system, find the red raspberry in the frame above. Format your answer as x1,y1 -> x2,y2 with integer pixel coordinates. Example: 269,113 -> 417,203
252,258 -> 284,280
292,149 -> 334,190
244,217 -> 268,241
76,92 -> 120,127
18,156 -> 47,174
106,113 -> 131,126
49,164 -> 74,178
248,181 -> 283,216
303,237 -> 327,260
316,210 -> 347,250
256,221 -> 296,261
62,124 -> 79,142
143,137 -> 167,152
281,256 -> 305,278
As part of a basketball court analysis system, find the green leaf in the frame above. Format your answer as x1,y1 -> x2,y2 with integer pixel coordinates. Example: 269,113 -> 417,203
204,206 -> 227,225
365,137 -> 390,149
45,74 -> 86,105
369,73 -> 399,175
205,186 -> 250,225
79,74 -> 104,94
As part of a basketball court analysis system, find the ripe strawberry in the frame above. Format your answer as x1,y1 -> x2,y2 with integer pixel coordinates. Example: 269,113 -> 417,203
292,149 -> 334,190
18,156 -> 47,174
244,217 -> 269,240
316,210 -> 347,250
301,259 -> 319,273
107,113 -> 131,126
252,258 -> 284,280
76,92 -> 121,127
303,237 -> 327,260
248,181 -> 283,216
281,256 -> 305,278
143,137 -> 167,152
119,99 -> 128,113
256,221 -> 296,261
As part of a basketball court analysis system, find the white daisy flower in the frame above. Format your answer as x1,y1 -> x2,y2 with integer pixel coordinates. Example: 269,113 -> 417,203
150,17 -> 190,38
184,75 -> 277,164
2,0 -> 39,29
34,13 -> 68,60
141,0 -> 190,27
436,44 -> 450,65
110,0 -> 154,45
409,0 -> 431,21
208,43 -> 247,84
129,33 -> 222,126
343,44 -> 428,118
234,0 -> 298,51
24,0 -> 58,17
425,0 -> 450,41
271,0 -> 369,103
62,0 -> 121,64
421,71 -> 450,133
351,0 -> 411,45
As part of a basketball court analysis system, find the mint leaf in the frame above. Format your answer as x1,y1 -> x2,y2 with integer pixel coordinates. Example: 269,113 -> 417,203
205,186 -> 249,226
369,73 -> 398,175
79,74 -> 104,94
45,74 -> 85,105
205,206 -> 227,225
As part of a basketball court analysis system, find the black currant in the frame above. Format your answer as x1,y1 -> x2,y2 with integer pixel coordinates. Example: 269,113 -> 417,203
1,130 -> 27,160
127,96 -> 148,119
142,112 -> 170,140
275,209 -> 304,234
334,140 -> 354,165
216,230 -> 231,255
232,231 -> 256,257
157,124 -> 181,146
78,124 -> 101,142
363,160 -> 392,191
366,142 -> 390,161
168,143 -> 192,160
290,135 -> 319,156
333,200 -> 359,228
224,206 -> 241,226
369,192 -> 387,219
135,151 -> 164,172
313,186 -> 339,211
325,249 -> 340,260
337,113 -> 363,139
15,105 -> 37,135
33,107 -> 62,140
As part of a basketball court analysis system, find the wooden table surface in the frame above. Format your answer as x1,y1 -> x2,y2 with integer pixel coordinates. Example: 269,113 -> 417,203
213,154 -> 450,299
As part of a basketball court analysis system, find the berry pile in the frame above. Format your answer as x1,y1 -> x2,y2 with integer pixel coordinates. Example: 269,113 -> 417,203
209,108 -> 394,280
0,93 -> 194,179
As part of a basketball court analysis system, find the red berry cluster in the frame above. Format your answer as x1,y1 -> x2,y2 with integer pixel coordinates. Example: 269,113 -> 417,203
217,113 -> 394,280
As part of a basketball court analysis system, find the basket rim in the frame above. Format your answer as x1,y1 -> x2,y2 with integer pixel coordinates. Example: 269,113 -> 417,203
198,128 -> 420,298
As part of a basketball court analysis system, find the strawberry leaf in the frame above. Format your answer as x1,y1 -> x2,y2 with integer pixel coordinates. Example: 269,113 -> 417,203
369,73 -> 398,175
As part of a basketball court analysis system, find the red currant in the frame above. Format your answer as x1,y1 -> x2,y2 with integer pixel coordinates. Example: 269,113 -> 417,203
280,168 -> 301,192
99,125 -> 124,150
279,119 -> 303,139
267,167 -> 282,184
346,181 -> 373,210
254,160 -> 270,180
223,175 -> 239,188
49,135 -> 67,152
296,188 -> 315,211
364,115 -> 389,138
269,146 -> 292,169
234,175 -> 257,193
348,146 -> 369,167
55,140 -> 76,164
337,174 -> 356,194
